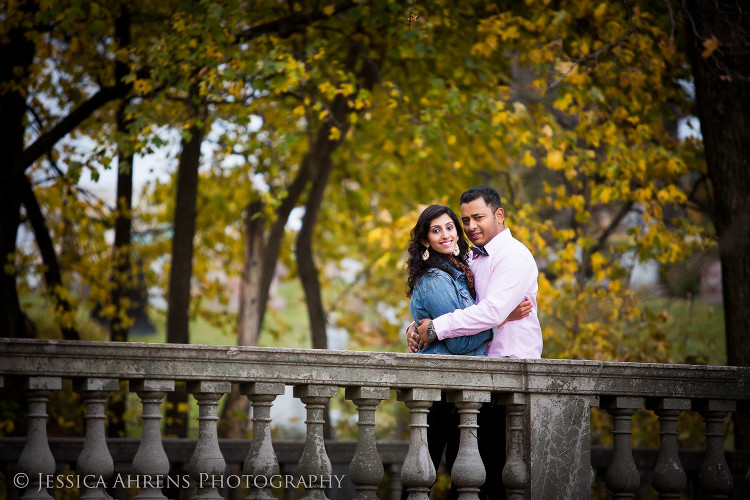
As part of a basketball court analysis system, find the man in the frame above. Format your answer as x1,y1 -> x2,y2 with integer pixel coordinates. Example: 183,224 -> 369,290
407,185 -> 542,499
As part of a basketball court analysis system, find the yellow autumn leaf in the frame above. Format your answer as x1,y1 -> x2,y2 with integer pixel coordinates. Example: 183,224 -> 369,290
701,35 -> 719,59
323,5 -> 335,16
522,150 -> 536,167
367,227 -> 383,243
547,149 -> 564,169
590,252 -> 605,271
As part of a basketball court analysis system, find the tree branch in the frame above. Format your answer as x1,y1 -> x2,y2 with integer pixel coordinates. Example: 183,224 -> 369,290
12,83 -> 130,178
236,0 -> 356,41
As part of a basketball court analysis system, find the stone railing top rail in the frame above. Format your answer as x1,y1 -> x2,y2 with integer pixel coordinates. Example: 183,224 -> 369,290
1,338 -> 748,400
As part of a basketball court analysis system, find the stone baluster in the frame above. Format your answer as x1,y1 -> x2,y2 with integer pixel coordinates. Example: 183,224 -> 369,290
188,381 -> 231,499
497,393 -> 528,500
388,463 -> 402,500
602,396 -> 642,499
17,376 -> 62,500
75,378 -> 119,499
695,399 -> 735,499
345,386 -> 390,499
130,379 -> 175,499
241,382 -> 285,500
294,384 -> 338,500
446,390 -> 490,500
646,398 -> 690,499
397,388 -> 441,500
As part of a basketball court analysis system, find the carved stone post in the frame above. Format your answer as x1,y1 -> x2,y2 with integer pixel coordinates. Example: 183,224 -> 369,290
695,399 -> 735,499
17,376 -> 62,500
495,393 -> 527,500
345,386 -> 390,500
388,463 -> 402,500
130,379 -> 175,499
646,398 -> 690,499
75,378 -> 119,499
188,381 -> 231,499
447,390 -> 490,500
528,393 -> 599,498
294,384 -> 338,500
602,396 -> 643,499
397,388 -> 441,500
241,382 -> 285,500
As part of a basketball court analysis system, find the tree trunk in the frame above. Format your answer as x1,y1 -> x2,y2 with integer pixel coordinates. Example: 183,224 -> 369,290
164,105 -> 206,437
256,159 -> 314,332
296,156 -> 336,441
110,107 -> 134,344
297,158 -> 333,352
19,176 -> 78,340
682,0 -> 750,447
110,3 -> 133,345
218,201 -> 265,438
0,1 -> 37,340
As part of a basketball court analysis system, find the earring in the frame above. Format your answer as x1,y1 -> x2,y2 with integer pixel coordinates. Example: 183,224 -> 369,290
453,245 -> 460,256
422,248 -> 430,261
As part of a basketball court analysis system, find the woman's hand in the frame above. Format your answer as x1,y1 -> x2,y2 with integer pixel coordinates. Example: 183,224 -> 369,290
406,322 -> 421,352
500,298 -> 532,326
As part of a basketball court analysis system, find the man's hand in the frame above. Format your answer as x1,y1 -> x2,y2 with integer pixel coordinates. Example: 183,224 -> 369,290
415,318 -> 435,347
500,298 -> 532,326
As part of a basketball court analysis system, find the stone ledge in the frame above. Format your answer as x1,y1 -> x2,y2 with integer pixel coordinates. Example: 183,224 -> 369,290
1,339 -> 748,400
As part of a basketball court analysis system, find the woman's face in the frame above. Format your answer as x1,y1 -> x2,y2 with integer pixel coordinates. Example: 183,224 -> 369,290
422,213 -> 459,256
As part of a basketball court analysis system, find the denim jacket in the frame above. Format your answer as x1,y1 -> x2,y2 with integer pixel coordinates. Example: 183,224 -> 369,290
410,265 -> 494,356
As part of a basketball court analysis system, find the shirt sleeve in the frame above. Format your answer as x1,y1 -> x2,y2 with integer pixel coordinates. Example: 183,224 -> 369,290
433,250 -> 535,340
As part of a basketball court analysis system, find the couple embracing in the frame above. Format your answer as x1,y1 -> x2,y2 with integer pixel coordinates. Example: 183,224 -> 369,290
404,185 -> 543,499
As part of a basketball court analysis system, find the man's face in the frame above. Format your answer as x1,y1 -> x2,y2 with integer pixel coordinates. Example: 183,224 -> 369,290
460,197 -> 504,247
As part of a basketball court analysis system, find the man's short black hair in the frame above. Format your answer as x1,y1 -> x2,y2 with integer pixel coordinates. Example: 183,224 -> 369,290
460,186 -> 503,212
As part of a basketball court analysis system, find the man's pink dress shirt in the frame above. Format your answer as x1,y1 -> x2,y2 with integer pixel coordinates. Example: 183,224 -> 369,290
433,228 -> 543,359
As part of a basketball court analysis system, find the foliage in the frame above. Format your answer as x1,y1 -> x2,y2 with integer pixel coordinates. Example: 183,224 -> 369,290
10,2 -> 724,363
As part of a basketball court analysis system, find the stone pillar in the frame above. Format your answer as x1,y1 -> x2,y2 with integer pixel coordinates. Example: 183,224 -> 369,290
130,379 -> 175,499
496,393 -> 527,500
695,399 -> 735,499
447,390 -> 490,500
188,381 -> 231,499
397,388 -> 441,500
345,386 -> 390,500
75,378 -> 119,499
646,398 -> 690,499
388,463 -> 402,500
294,384 -> 338,500
527,393 -> 598,499
17,376 -> 62,500
602,396 -> 643,499
241,382 -> 285,500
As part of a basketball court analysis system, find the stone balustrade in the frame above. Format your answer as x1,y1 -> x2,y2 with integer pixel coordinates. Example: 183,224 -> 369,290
1,338 -> 749,499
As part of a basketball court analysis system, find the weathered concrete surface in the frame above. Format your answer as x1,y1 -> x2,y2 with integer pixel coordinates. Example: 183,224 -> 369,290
528,394 -> 598,499
1,339 -> 748,401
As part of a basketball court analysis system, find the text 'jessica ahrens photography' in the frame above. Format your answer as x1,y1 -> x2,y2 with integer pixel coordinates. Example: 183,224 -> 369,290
14,473 -> 347,491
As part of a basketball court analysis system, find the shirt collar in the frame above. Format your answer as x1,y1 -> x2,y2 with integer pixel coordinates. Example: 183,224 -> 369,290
482,227 -> 510,256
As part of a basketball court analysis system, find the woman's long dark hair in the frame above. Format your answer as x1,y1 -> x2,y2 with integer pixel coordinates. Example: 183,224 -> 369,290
406,205 -> 472,297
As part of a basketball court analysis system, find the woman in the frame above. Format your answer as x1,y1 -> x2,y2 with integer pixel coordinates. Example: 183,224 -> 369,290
406,204 -> 494,356
404,204 -> 526,500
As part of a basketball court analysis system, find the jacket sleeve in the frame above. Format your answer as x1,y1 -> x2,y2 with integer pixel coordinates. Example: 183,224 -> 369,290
415,271 -> 466,319
414,271 -> 493,355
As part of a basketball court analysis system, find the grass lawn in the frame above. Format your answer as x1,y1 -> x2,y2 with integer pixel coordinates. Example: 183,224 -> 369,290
648,297 -> 726,365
